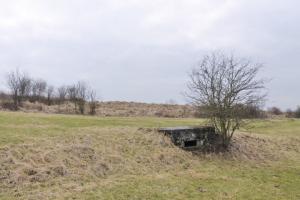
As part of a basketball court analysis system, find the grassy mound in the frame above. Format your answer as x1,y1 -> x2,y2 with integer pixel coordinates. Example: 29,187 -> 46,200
0,112 -> 299,199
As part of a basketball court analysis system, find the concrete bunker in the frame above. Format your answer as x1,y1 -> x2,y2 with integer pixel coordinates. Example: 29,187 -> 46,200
158,126 -> 218,149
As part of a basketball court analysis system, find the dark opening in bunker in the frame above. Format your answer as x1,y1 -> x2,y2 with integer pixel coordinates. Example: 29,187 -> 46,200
184,140 -> 197,147
158,126 -> 217,149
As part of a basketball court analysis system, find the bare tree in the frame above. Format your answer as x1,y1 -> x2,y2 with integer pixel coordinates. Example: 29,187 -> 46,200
76,81 -> 88,114
67,84 -> 78,112
57,86 -> 67,104
6,70 -> 20,110
88,89 -> 97,115
31,82 -> 38,101
268,107 -> 282,115
18,74 -> 32,104
46,85 -> 54,106
186,52 -> 266,148
6,69 -> 32,109
31,79 -> 47,101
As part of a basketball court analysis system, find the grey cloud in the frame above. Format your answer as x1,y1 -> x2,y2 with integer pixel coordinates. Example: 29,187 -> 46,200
0,0 -> 299,109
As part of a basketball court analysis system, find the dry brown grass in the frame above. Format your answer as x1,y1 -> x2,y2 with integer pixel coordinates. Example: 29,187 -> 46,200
190,132 -> 300,165
1,126 -> 298,199
0,112 -> 299,199
1,101 -> 196,118
96,101 -> 195,118
0,128 -> 195,199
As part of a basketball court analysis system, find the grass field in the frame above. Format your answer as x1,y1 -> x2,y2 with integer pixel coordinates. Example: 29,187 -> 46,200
0,111 -> 299,200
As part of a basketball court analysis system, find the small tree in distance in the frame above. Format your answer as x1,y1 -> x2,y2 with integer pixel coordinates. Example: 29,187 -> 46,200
67,84 -> 78,111
76,81 -> 88,114
46,85 -> 54,106
57,86 -> 67,104
88,89 -> 97,115
6,69 -> 21,110
186,52 -> 266,148
31,79 -> 47,102
6,69 -> 31,110
4,69 -> 99,115
18,73 -> 31,104
268,107 -> 282,115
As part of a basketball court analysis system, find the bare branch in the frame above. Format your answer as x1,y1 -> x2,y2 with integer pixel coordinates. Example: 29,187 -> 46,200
186,52 -> 266,147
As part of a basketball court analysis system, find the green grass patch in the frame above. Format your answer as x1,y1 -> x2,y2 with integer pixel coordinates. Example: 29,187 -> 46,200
0,111 -> 299,199
0,111 -> 204,146
79,162 -> 300,200
242,118 -> 300,136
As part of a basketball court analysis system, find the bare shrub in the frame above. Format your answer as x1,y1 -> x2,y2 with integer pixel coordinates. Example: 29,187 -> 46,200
88,89 -> 97,115
268,107 -> 282,115
57,86 -> 67,104
1,101 -> 16,110
31,79 -> 47,102
66,82 -> 90,114
18,74 -> 32,104
186,52 -> 266,148
6,69 -> 31,110
46,86 -> 54,106
76,81 -> 88,114
67,84 -> 78,111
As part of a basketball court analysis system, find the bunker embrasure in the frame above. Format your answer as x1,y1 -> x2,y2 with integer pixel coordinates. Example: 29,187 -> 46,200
158,126 -> 218,149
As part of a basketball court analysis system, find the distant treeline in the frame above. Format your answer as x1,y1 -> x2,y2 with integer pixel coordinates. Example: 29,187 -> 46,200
194,104 -> 268,119
195,104 -> 300,119
267,106 -> 300,118
1,69 -> 299,118
1,69 -> 97,115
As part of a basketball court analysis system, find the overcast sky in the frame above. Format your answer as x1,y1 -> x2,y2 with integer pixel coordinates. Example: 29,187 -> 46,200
0,0 -> 299,109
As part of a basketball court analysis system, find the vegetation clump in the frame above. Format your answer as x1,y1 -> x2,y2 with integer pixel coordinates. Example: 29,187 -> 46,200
186,52 -> 266,148
3,69 -> 97,115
